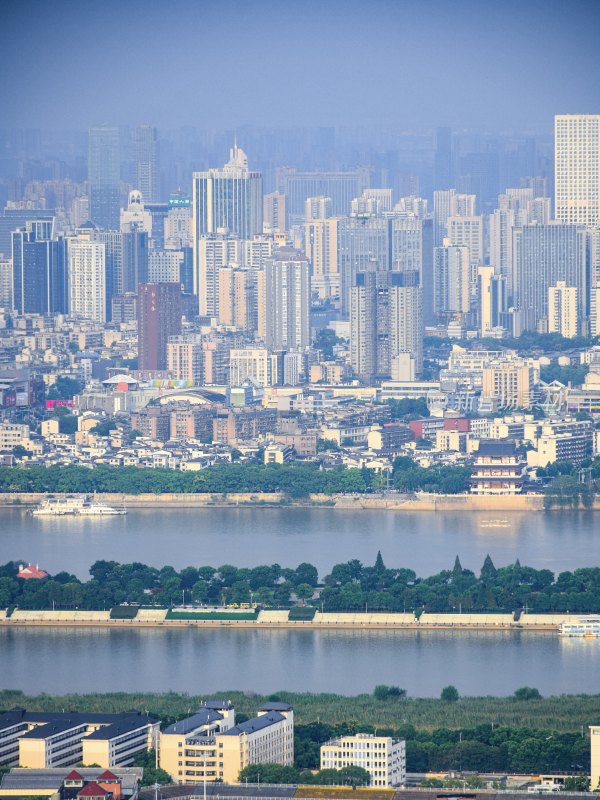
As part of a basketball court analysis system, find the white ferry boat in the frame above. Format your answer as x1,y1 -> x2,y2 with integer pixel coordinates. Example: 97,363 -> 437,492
559,616 -> 600,637
31,496 -> 126,516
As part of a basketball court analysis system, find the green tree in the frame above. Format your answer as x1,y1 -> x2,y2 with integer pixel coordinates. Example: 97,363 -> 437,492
338,765 -> 371,787
513,687 -> 542,701
441,685 -> 459,703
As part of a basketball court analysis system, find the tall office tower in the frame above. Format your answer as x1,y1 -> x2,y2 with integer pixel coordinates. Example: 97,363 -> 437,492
434,127 -> 453,190
196,233 -> 241,316
120,190 -> 153,234
421,217 -> 435,325
243,235 -> 274,267
394,196 -> 428,218
447,215 -> 484,298
149,250 -> 184,283
555,114 -> 600,225
350,270 -> 422,383
263,191 -> 286,231
165,196 -> 192,248
122,230 -> 149,293
305,218 -> 339,300
362,188 -> 393,213
218,266 -> 258,331
88,228 -> 123,320
433,189 -> 455,247
0,257 -> 12,308
587,227 -> 600,289
166,335 -> 204,382
138,282 -> 182,371
390,217 -> 422,275
0,208 -> 54,257
489,208 -> 516,299
277,167 -> 370,225
144,201 -> 170,249
513,223 -> 588,333
12,221 -> 68,315
389,271 -> 423,379
337,216 -> 389,315
192,145 -> 263,240
478,265 -> 507,337
449,193 -> 476,217
88,126 -> 120,231
68,238 -> 106,322
521,176 -> 548,197
135,125 -> 160,203
262,251 -> 310,350
548,282 -> 579,337
111,292 -> 137,323
305,196 -> 333,220
434,244 -> 470,318
528,197 -> 551,224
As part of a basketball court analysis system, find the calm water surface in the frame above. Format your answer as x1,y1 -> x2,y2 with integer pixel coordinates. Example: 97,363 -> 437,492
1,507 -> 599,697
1,506 -> 599,578
0,626 -> 599,697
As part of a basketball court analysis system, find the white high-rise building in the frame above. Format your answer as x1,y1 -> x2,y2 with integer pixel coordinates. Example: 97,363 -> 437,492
305,218 -> 339,300
555,114 -> 600,226
489,208 -> 515,298
68,238 -> 106,322
434,244 -> 470,316
196,233 -> 241,317
304,196 -> 333,221
149,250 -> 183,283
262,251 -> 310,350
0,257 -> 13,309
548,281 -> 579,338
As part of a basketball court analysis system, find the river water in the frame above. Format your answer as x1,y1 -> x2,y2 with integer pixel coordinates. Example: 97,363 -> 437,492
1,507 -> 599,697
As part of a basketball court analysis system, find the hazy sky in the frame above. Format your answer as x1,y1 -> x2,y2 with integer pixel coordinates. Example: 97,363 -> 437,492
1,0 -> 599,131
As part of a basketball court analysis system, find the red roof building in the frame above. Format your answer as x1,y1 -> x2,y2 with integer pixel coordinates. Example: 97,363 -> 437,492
77,781 -> 110,800
16,563 -> 48,580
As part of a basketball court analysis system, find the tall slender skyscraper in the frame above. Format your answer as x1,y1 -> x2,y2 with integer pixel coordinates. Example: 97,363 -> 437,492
262,251 -> 310,351
68,237 -> 106,323
135,125 -> 160,202
555,114 -> 600,226
88,126 -> 121,230
192,146 -> 262,240
138,282 -> 183,371
12,221 -> 68,315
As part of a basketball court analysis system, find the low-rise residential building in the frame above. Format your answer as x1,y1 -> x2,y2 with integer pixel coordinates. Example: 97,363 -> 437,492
159,701 -> 293,785
0,708 -> 158,769
320,732 -> 406,787
0,767 -> 142,800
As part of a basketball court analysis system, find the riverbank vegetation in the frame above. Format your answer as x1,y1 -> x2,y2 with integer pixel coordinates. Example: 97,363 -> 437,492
0,689 -> 595,774
2,553 -> 600,613
0,459 -> 471,497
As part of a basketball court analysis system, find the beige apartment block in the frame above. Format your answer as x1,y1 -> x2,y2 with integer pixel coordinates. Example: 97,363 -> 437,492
159,701 -> 293,785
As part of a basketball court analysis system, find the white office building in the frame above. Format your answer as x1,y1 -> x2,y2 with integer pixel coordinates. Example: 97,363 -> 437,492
555,114 -> 600,226
320,733 -> 406,788
68,238 -> 106,323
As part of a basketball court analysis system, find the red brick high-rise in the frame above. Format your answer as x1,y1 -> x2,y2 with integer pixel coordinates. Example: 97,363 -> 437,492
137,282 -> 182,371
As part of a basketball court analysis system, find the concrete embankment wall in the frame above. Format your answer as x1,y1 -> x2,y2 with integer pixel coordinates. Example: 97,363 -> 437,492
0,490 -> 592,510
0,608 -> 569,632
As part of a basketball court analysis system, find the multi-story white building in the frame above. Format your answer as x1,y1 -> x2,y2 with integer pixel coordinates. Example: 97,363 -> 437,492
548,281 -> 579,338
68,238 -> 106,323
262,251 -> 310,351
149,250 -> 183,283
555,114 -> 600,226
305,218 -> 339,300
434,243 -> 470,316
229,348 -> 275,388
0,423 -> 30,450
320,733 -> 406,788
166,336 -> 204,383
0,257 -> 13,309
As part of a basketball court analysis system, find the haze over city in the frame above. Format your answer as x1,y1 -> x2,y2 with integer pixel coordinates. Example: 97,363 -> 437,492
2,0 -> 600,130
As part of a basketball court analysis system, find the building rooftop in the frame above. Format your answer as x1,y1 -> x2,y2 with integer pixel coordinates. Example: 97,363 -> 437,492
221,710 -> 285,736
84,713 -> 157,740
258,702 -> 293,712
476,440 -> 518,457
163,708 -> 224,735
0,769 -> 141,795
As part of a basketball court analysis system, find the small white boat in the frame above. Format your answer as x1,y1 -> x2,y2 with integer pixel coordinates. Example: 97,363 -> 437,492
479,519 -> 509,528
32,496 -> 126,516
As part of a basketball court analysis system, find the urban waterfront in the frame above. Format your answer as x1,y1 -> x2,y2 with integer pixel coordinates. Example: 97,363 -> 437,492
0,625 -> 598,697
2,506 -> 600,578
